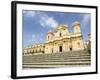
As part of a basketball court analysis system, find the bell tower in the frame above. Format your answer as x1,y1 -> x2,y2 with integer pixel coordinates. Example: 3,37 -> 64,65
72,21 -> 84,50
73,21 -> 81,33
46,30 -> 53,41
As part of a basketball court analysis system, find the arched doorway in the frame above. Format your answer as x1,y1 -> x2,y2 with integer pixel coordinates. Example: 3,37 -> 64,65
59,46 -> 62,52
70,47 -> 72,51
69,45 -> 72,51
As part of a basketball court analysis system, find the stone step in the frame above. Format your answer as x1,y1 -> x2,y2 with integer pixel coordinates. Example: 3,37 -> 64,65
23,63 -> 90,68
23,50 -> 91,68
28,52 -> 90,55
23,61 -> 90,65
23,56 -> 90,62
43,58 -> 90,61
25,60 -> 90,63
23,61 -> 91,68
26,51 -> 90,57
23,58 -> 90,63
23,55 -> 90,59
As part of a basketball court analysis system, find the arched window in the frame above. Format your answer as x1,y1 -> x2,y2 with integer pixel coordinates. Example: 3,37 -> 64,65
36,49 -> 37,53
59,32 -> 62,37
39,48 -> 41,52
51,48 -> 53,53
77,42 -> 80,48
33,50 -> 34,53
48,36 -> 49,40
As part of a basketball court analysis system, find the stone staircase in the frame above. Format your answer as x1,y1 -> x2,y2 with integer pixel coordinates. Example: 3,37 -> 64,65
23,50 -> 91,68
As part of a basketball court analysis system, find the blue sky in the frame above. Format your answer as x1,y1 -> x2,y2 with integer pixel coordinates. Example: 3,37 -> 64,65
22,10 -> 90,48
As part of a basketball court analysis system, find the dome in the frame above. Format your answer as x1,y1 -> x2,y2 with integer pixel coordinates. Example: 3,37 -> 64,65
47,29 -> 53,34
72,21 -> 80,27
56,24 -> 68,30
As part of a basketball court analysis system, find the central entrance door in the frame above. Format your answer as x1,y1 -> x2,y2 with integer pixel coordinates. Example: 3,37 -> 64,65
69,45 -> 72,51
59,46 -> 62,52
70,47 -> 72,51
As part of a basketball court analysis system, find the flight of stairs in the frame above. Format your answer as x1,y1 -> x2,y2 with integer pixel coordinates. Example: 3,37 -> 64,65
23,50 -> 91,68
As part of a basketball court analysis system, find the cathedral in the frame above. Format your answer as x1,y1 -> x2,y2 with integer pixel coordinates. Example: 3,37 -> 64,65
23,21 -> 84,55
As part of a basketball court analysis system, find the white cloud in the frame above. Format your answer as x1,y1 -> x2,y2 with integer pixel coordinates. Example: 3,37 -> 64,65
39,14 -> 58,28
32,34 -> 36,39
46,17 -> 58,28
29,34 -> 44,44
80,14 -> 90,41
81,14 -> 90,26
32,34 -> 38,42
23,10 -> 58,28
23,11 -> 36,17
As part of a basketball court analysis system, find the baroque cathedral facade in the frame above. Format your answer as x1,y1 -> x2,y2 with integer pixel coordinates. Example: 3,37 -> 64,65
23,21 -> 84,55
